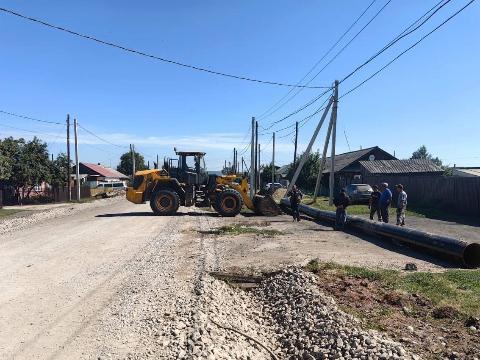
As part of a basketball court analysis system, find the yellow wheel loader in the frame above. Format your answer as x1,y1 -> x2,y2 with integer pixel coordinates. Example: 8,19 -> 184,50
126,150 -> 280,217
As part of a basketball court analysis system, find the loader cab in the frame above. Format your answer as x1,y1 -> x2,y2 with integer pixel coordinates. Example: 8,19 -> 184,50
165,151 -> 208,186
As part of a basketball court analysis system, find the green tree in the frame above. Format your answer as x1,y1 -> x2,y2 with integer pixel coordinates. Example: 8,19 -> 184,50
50,153 -> 71,188
286,151 -> 321,192
117,151 -> 147,176
411,145 -> 443,167
0,136 -> 52,201
260,164 -> 279,185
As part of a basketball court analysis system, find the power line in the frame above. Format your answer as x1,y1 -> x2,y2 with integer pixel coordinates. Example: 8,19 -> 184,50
263,87 -> 333,130
0,7 -> 330,89
257,0 -> 386,121
77,123 -> 127,149
0,109 -> 64,125
339,0 -> 453,84
0,121 -> 65,139
341,0 -> 476,99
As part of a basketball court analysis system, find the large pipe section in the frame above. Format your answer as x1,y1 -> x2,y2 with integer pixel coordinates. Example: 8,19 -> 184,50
280,199 -> 480,268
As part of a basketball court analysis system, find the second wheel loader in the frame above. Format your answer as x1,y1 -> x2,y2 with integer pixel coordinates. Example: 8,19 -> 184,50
126,150 -> 280,217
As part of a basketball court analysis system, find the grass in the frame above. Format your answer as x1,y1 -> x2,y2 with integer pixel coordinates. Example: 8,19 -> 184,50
302,195 -> 424,218
202,224 -> 283,237
0,208 -> 25,218
306,259 -> 480,317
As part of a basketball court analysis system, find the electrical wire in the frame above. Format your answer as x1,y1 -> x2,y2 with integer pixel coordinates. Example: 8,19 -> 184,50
0,109 -> 64,125
0,121 -> 65,139
340,0 -> 476,99
0,7 -> 330,89
77,123 -> 127,149
257,0 -> 388,121
339,0 -> 453,84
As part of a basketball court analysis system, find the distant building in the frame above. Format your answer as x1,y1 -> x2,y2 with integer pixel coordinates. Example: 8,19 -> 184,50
72,163 -> 129,188
452,167 -> 480,177
322,146 -> 396,191
360,159 -> 444,186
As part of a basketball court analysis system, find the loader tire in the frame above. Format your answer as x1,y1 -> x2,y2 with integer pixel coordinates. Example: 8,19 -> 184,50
215,189 -> 243,217
150,189 -> 180,216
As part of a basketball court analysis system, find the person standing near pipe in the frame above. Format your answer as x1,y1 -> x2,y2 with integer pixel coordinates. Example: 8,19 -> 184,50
379,183 -> 392,223
287,185 -> 303,222
369,184 -> 382,221
333,188 -> 350,230
395,184 -> 408,226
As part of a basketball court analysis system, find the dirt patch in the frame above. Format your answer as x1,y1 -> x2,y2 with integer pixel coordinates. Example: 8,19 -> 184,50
312,267 -> 480,359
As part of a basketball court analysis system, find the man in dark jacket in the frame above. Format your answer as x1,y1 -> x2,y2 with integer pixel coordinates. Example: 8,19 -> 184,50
287,185 -> 303,222
333,188 -> 350,230
369,185 -> 382,221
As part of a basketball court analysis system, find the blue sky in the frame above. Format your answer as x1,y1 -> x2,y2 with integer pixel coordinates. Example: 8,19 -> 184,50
1,0 -> 479,170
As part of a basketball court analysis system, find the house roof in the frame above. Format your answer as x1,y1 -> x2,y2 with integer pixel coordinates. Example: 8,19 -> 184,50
276,164 -> 291,176
81,163 -> 129,179
452,168 -> 480,177
359,159 -> 444,174
322,146 -> 394,173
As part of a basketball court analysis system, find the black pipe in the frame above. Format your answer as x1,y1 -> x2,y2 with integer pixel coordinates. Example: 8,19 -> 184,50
280,199 -> 480,268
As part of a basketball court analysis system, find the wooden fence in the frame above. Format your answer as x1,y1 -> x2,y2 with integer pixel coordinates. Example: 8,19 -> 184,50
363,175 -> 480,216
51,186 -> 91,202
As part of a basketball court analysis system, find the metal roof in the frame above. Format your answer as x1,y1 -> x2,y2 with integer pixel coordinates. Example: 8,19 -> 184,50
322,146 -> 395,173
80,163 -> 129,179
452,168 -> 480,177
360,159 -> 443,174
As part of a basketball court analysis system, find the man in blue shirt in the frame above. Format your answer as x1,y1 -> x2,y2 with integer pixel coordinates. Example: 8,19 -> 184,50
379,183 -> 392,223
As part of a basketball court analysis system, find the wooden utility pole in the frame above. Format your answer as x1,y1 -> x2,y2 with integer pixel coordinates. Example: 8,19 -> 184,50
257,143 -> 261,190
313,110 -> 335,201
250,117 -> 255,198
293,121 -> 298,164
272,132 -> 275,184
233,148 -> 236,173
329,80 -> 339,206
147,160 -> 150,169
254,120 -> 259,192
285,97 -> 333,196
156,154 -> 159,169
241,156 -> 244,173
73,118 -> 80,201
130,144 -> 136,177
66,114 -> 71,201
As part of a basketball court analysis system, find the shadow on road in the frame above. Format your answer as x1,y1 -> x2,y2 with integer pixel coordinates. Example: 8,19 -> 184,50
96,211 -> 222,218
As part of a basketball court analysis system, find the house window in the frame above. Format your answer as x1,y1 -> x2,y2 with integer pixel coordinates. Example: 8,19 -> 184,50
34,184 -> 42,192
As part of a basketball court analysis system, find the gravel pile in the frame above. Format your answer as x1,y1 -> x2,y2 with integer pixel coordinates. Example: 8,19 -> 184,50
167,274 -> 279,360
0,196 -> 122,235
256,267 -> 417,360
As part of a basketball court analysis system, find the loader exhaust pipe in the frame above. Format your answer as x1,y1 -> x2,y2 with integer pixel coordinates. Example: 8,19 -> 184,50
280,199 -> 480,268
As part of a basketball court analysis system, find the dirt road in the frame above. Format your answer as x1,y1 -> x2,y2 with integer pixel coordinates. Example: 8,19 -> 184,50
0,198 -> 453,359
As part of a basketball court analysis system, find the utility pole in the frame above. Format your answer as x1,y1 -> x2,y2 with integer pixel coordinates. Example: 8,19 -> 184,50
147,160 -> 150,169
130,144 -> 136,177
66,114 -> 71,201
73,118 -> 80,201
254,121 -> 259,192
293,121 -> 298,164
257,143 -> 261,191
156,154 -> 159,169
272,132 -> 275,184
313,109 -> 335,201
329,80 -> 339,206
250,117 -> 255,198
241,156 -> 244,173
285,97 -> 334,195
233,148 -> 236,173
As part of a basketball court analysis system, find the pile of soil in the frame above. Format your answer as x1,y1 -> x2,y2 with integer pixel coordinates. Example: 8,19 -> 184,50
314,270 -> 480,359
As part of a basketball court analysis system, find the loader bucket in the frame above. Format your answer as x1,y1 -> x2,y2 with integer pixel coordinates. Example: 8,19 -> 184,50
253,194 -> 281,216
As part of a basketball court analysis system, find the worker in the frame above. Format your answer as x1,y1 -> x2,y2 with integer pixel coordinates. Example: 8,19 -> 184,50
395,184 -> 408,226
369,185 -> 382,221
287,185 -> 303,222
333,188 -> 350,230
379,182 -> 392,223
